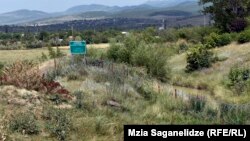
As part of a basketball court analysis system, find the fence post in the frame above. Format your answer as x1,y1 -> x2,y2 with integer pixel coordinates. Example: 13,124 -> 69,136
158,82 -> 161,94
174,89 -> 177,99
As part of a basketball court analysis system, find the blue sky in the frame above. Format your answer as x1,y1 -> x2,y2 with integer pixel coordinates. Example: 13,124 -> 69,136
0,0 -> 152,13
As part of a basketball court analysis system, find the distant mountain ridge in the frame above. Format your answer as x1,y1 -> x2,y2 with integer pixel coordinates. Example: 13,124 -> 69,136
0,10 -> 49,25
0,0 -> 201,25
144,0 -> 198,7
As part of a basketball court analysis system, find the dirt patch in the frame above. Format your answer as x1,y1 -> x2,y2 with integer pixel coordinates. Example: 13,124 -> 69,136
0,86 -> 43,107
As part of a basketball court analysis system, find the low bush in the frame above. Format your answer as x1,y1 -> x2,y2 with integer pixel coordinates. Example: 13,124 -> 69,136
204,33 -> 219,48
217,33 -> 232,46
186,45 -> 214,72
9,112 -> 39,135
131,42 -> 150,67
189,97 -> 206,112
238,30 -> 250,44
227,66 -> 250,94
178,42 -> 189,53
219,103 -> 249,124
1,61 -> 71,98
43,108 -> 71,141
26,40 -> 43,48
40,52 -> 48,62
67,72 -> 80,81
146,47 -> 170,82
0,42 -> 24,50
108,36 -> 171,82
204,33 -> 232,48
107,41 -> 121,62
74,91 -> 84,109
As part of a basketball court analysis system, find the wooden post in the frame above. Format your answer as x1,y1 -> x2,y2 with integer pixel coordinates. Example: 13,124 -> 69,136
158,82 -> 161,94
175,89 -> 177,99
54,58 -> 57,75
112,63 -> 114,73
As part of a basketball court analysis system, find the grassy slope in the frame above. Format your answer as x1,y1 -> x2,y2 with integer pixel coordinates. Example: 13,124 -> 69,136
169,42 -> 250,103
1,42 -> 250,140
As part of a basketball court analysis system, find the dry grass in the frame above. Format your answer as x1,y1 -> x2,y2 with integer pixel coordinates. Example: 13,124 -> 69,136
0,48 -> 51,64
53,43 -> 109,50
169,42 -> 250,103
0,44 -> 109,64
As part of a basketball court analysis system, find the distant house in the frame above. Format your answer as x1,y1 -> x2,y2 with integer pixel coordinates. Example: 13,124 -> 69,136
69,36 -> 74,40
121,31 -> 129,36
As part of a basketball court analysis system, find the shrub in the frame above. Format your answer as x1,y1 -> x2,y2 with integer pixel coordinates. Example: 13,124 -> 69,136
26,40 -> 43,48
217,33 -> 232,46
67,72 -> 80,81
108,35 -> 170,82
48,46 -> 57,59
1,60 -> 44,91
40,52 -> 48,62
227,66 -> 250,94
107,41 -> 121,61
238,30 -> 250,44
1,61 -> 71,98
219,103 -> 249,124
189,97 -> 206,112
43,108 -> 71,141
186,45 -> 214,72
131,42 -> 150,66
204,33 -> 220,48
159,29 -> 178,42
74,91 -> 84,109
147,47 -> 170,82
87,47 -> 107,60
178,42 -> 189,53
229,18 -> 248,32
117,45 -> 130,63
9,112 -> 39,135
135,83 -> 156,101
56,47 -> 65,57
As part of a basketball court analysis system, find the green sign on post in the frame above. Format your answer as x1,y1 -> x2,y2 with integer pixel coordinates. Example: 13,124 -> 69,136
70,41 -> 87,55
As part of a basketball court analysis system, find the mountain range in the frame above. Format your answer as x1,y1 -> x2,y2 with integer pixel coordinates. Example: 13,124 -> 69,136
0,0 -> 200,25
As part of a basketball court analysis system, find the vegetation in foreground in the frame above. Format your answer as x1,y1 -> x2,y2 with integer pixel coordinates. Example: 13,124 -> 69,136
0,1 -> 250,140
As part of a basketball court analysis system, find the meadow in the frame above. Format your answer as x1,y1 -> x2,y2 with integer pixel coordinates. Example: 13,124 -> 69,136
0,44 -> 109,64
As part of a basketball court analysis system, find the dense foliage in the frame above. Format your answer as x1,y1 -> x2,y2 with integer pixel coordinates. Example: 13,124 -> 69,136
238,29 -> 250,43
107,33 -> 171,82
0,30 -> 121,50
199,0 -> 250,32
186,45 -> 214,72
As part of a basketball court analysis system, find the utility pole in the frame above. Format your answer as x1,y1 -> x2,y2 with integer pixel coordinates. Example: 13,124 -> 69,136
203,5 -> 206,27
71,25 -> 74,40
204,14 -> 206,27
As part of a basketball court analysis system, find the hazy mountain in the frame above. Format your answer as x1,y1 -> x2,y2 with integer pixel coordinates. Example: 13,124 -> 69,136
144,0 -> 198,7
0,10 -> 49,25
0,0 -> 201,25
65,4 -> 121,14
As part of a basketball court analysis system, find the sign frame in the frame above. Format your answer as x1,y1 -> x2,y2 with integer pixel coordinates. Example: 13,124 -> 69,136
69,41 -> 87,55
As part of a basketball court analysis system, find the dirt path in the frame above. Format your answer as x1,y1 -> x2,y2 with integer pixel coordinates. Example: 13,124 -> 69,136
52,43 -> 109,50
38,59 -> 56,74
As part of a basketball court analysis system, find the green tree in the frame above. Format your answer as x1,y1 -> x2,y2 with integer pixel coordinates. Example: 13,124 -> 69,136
48,46 -> 56,59
39,31 -> 49,41
200,0 -> 250,32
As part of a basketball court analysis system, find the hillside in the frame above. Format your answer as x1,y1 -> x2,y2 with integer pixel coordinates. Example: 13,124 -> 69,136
0,0 -> 202,25
169,42 -> 250,103
0,10 -> 49,25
